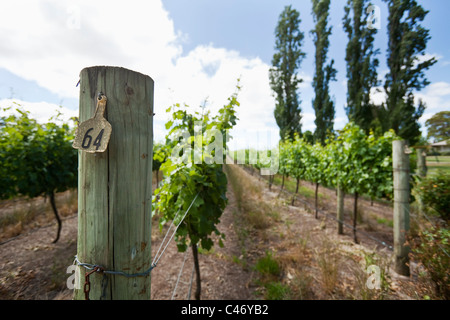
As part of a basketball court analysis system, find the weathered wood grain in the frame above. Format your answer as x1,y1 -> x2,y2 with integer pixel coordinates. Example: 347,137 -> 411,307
393,140 -> 410,276
74,66 -> 153,299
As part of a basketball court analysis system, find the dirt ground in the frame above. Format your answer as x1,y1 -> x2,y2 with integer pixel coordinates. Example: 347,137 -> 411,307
0,164 -> 428,300
0,172 -> 257,300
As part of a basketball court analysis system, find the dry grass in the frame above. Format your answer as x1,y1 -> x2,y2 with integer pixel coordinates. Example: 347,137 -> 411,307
314,236 -> 341,295
0,189 -> 78,243
224,164 -> 274,231
275,234 -> 315,299
225,163 -> 404,300
189,163 -> 425,300
225,164 -> 321,299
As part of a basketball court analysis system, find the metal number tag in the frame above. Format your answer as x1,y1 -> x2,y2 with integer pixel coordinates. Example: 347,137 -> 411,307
73,92 -> 112,153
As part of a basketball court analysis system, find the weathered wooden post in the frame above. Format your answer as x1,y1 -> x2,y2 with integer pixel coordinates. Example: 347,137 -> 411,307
74,66 -> 154,299
337,186 -> 344,235
416,148 -> 427,178
392,140 -> 410,276
415,148 -> 427,217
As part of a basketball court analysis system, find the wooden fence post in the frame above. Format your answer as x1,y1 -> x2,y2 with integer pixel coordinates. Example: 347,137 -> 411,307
393,140 -> 410,276
74,66 -> 154,299
416,148 -> 427,178
416,148 -> 427,216
337,186 -> 344,235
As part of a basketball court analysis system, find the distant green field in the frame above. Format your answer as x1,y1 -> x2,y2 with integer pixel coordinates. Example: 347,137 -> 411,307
426,156 -> 450,175
427,155 -> 450,162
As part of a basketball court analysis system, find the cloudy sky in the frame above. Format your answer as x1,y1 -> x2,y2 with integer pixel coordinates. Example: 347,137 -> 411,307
0,0 -> 449,149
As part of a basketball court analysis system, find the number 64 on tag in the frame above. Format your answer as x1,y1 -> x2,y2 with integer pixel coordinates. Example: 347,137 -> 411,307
73,92 -> 112,153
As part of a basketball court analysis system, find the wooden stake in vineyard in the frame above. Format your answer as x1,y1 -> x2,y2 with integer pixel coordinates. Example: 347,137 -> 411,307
73,66 -> 154,299
337,187 -> 344,235
415,147 -> 427,217
416,148 -> 427,178
392,140 -> 410,276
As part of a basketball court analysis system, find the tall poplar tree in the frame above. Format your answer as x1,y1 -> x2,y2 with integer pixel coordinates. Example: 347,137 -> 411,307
311,0 -> 337,145
381,0 -> 437,144
269,5 -> 306,141
343,0 -> 380,134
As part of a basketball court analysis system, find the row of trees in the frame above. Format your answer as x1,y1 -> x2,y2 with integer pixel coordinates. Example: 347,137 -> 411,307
1,88 -> 240,299
250,127 -> 449,298
254,122 -> 397,243
270,0 -> 436,146
1,85 -> 240,300
0,106 -> 77,243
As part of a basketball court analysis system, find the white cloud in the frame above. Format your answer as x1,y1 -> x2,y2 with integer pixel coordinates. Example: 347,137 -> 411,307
301,112 -> 316,132
416,82 -> 450,137
0,0 -> 281,147
370,86 -> 387,106
419,112 -> 434,124
367,81 -> 450,138
0,0 -> 182,100
368,81 -> 450,112
415,82 -> 450,111
3,0 -> 361,152
298,72 -> 313,90
334,116 -> 347,130
0,99 -> 77,124
413,53 -> 441,68
422,82 -> 450,97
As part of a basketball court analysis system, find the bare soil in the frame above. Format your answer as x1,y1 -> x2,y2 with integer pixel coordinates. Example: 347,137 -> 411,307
0,164 -> 428,300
